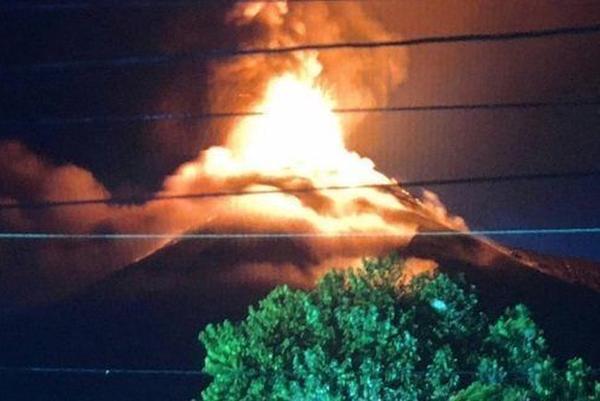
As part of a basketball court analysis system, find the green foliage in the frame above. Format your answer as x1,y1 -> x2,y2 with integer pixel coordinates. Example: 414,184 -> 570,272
450,383 -> 528,401
199,255 -> 599,400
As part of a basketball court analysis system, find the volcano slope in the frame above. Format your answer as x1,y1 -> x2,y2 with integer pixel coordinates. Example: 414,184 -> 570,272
1,226 -> 599,400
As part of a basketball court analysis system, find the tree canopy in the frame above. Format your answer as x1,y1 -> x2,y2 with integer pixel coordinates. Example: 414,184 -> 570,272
199,255 -> 599,400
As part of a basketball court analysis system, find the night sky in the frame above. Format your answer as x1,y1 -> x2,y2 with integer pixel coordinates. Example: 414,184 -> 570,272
1,0 -> 599,259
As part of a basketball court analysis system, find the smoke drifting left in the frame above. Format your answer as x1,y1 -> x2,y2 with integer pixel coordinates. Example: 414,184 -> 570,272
0,141 -> 176,308
0,138 -> 462,310
0,1 -> 465,310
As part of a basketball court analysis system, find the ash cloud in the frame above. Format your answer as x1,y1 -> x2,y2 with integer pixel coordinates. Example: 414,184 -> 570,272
207,1 -> 407,132
149,1 -> 407,160
0,141 -> 211,308
0,2 -> 465,310
0,138 -> 461,310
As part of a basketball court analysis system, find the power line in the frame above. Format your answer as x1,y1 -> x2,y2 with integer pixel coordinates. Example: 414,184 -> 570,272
0,170 -> 598,211
1,228 -> 600,240
4,98 -> 599,128
0,365 -> 203,377
0,365 -> 599,377
1,0 -> 370,11
4,24 -> 600,73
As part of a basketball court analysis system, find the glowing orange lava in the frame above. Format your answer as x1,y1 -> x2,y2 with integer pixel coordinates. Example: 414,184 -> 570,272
228,74 -> 347,173
165,69 -> 465,246
221,73 -> 394,190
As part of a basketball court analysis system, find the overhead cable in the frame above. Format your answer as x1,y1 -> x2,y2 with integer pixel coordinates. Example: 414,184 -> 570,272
1,365 -> 598,377
4,24 -> 600,72
1,0 -> 374,11
1,227 -> 600,241
0,170 -> 599,211
3,98 -> 599,128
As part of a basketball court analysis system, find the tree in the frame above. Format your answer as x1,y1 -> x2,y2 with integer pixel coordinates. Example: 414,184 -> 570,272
199,255 -> 599,401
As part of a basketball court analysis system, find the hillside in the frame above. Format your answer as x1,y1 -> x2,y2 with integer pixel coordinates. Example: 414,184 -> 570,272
1,223 -> 599,400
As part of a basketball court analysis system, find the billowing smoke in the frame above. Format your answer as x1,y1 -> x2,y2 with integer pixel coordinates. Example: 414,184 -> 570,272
207,1 -> 406,135
0,137 -> 463,310
0,1 -> 466,310
0,141 -> 185,307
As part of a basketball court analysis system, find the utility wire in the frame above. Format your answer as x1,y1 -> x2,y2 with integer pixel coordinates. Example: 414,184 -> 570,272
4,99 -> 599,128
1,170 -> 599,211
1,0 -> 371,11
1,228 -> 600,241
0,365 -> 204,377
1,365 -> 599,377
4,24 -> 600,72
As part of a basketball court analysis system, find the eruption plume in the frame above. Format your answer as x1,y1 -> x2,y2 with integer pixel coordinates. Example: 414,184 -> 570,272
164,0 -> 465,262
0,0 -> 465,309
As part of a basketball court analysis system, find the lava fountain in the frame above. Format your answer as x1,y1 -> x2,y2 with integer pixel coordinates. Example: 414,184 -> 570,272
164,63 -> 466,262
229,74 -> 349,174
163,0 -> 466,250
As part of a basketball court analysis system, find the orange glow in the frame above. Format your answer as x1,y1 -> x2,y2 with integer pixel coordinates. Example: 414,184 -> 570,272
229,74 -> 347,173
164,67 -> 466,256
222,73 -> 396,191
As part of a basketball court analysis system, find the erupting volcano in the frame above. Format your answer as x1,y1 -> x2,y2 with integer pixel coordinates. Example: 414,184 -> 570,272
159,1 -> 465,262
156,64 -> 472,293
167,69 -> 464,239
0,2 -> 460,309
0,0 -> 597,311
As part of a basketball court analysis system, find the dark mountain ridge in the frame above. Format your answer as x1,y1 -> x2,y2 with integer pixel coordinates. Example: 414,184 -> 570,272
1,222 -> 599,400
